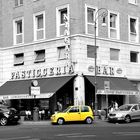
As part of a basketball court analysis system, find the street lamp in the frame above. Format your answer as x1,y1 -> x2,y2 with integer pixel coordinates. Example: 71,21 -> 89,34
94,8 -> 108,117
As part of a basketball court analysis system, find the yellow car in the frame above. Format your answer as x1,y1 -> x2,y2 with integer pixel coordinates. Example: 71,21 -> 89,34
51,105 -> 94,125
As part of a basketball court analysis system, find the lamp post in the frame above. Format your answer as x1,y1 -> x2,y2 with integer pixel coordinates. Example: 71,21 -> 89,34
94,8 -> 108,117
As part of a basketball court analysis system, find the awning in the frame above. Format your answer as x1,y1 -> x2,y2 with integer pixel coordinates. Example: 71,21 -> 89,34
0,76 -> 74,100
85,76 -> 139,95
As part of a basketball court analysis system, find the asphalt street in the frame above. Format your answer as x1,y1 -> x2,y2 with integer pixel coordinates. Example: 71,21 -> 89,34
0,120 -> 140,140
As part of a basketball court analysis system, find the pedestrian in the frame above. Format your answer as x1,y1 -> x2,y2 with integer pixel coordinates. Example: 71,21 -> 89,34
109,101 -> 114,113
57,101 -> 63,112
114,101 -> 118,110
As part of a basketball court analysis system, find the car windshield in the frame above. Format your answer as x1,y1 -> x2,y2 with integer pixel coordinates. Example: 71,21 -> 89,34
118,104 -> 132,111
62,106 -> 71,113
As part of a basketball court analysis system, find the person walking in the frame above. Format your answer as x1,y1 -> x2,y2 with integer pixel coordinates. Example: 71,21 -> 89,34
57,101 -> 63,112
114,101 -> 118,110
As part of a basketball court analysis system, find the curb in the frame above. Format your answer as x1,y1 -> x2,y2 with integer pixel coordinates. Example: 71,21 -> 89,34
20,119 -> 108,125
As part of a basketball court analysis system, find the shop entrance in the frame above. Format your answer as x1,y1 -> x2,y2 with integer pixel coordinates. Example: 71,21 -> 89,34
50,77 -> 74,114
10,98 -> 50,120
85,77 -> 95,109
108,95 -> 124,107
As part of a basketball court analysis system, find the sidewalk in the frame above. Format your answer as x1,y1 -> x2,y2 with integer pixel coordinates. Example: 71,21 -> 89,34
20,118 -> 109,126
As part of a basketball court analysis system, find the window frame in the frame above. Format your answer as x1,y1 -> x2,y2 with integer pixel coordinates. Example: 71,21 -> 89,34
130,51 -> 138,63
34,49 -> 46,63
128,0 -> 137,5
87,45 -> 97,58
33,11 -> 45,41
56,4 -> 69,37
85,4 -> 97,35
128,16 -> 139,43
13,17 -> 24,45
110,48 -> 120,61
15,0 -> 23,7
14,53 -> 24,66
108,11 -> 120,40
58,46 -> 66,60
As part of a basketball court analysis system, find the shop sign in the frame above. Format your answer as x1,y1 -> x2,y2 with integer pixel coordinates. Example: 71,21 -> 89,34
88,65 -> 124,77
97,90 -> 139,95
11,64 -> 74,80
30,86 -> 40,96
104,81 -> 110,91
0,93 -> 54,100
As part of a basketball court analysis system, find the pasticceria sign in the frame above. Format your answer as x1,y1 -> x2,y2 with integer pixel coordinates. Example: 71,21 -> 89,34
11,64 -> 74,80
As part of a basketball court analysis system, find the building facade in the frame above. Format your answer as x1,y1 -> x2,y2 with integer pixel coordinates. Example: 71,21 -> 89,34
0,0 -> 140,117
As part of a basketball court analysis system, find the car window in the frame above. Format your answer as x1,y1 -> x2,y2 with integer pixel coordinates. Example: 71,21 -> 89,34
138,105 -> 140,110
63,106 -> 71,113
119,105 -> 132,111
69,107 -> 79,113
132,105 -> 138,111
81,106 -> 89,112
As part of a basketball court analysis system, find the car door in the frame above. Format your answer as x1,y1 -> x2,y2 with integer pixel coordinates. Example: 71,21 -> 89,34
80,106 -> 91,121
131,105 -> 139,120
67,106 -> 81,121
137,104 -> 140,120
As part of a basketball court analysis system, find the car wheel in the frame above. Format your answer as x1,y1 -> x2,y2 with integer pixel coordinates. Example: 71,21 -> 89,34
57,118 -> 64,125
125,115 -> 131,123
85,117 -> 93,124
0,117 -> 8,126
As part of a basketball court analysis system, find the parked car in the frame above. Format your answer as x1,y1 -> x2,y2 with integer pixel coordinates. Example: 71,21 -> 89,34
0,106 -> 20,126
108,104 -> 140,123
51,105 -> 94,125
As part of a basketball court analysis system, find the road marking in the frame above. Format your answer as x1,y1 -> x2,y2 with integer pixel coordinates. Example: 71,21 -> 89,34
113,132 -> 140,136
67,135 -> 96,138
56,133 -> 82,136
0,136 -> 31,140
56,133 -> 96,138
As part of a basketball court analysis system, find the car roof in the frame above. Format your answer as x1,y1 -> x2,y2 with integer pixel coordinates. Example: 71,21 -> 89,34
121,104 -> 139,106
69,105 -> 90,107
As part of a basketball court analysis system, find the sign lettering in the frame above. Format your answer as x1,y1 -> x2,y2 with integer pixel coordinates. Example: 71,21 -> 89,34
11,64 -> 74,80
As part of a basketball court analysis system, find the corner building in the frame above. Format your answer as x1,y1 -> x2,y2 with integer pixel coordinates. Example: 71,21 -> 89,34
0,0 -> 140,118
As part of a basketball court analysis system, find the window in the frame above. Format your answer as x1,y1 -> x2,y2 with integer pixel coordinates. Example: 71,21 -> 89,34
110,48 -> 120,61
15,0 -> 23,7
69,107 -> 79,113
129,16 -> 139,43
85,5 -> 96,34
87,45 -> 97,58
34,49 -> 45,63
138,104 -> 140,110
81,106 -> 89,112
58,46 -> 66,60
60,9 -> 67,24
87,8 -> 95,24
132,105 -> 138,110
14,53 -> 24,66
56,5 -> 69,36
130,51 -> 138,63
128,0 -> 137,5
13,17 -> 24,45
33,11 -> 45,41
109,12 -> 119,39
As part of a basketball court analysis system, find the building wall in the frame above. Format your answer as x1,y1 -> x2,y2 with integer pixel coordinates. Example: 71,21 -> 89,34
1,0 -> 84,48
0,0 -> 140,103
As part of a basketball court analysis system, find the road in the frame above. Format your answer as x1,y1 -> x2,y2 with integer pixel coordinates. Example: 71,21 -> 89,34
0,121 -> 140,140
